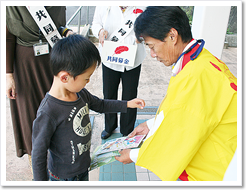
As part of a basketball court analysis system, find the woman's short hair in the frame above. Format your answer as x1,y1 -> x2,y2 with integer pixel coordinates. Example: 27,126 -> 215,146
50,34 -> 101,78
134,6 -> 192,43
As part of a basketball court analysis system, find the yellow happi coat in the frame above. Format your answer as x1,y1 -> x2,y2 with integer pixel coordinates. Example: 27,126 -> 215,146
136,48 -> 237,181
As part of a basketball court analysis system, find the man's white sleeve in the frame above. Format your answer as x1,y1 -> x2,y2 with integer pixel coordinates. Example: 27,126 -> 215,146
146,117 -> 155,130
130,148 -> 140,163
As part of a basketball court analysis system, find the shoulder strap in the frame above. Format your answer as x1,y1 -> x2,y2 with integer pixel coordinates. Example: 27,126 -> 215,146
26,6 -> 62,47
106,7 -> 143,43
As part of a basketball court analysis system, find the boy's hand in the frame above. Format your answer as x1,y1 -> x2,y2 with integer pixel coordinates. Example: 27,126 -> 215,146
127,98 -> 145,109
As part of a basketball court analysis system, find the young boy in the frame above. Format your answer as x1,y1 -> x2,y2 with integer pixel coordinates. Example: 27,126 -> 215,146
32,34 -> 145,181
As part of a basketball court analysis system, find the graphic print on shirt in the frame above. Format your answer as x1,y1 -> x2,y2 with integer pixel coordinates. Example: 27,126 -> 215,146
70,140 -> 76,164
68,107 -> 77,121
73,103 -> 91,137
77,140 -> 91,155
69,103 -> 91,163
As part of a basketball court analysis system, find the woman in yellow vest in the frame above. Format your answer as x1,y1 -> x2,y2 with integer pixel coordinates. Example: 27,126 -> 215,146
115,6 -> 237,181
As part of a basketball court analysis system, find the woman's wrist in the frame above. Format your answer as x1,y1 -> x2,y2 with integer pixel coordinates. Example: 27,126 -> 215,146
58,26 -> 73,37
99,28 -> 104,36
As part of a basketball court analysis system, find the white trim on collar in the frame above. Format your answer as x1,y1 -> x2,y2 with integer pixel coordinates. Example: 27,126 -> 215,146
172,39 -> 197,76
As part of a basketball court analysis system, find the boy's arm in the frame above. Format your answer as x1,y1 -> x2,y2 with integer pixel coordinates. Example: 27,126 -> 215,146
81,88 -> 144,113
32,112 -> 56,181
92,97 -> 128,113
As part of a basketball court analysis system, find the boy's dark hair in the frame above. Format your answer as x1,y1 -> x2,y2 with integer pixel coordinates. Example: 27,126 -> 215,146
50,34 -> 101,78
134,6 -> 192,43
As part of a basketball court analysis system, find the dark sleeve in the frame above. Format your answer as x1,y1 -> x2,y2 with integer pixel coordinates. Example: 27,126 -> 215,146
47,6 -> 66,31
6,26 -> 16,73
81,89 -> 128,113
32,111 -> 56,181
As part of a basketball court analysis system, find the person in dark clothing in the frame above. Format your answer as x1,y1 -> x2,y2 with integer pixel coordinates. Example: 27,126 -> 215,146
92,6 -> 147,139
32,34 -> 145,181
6,6 -> 73,159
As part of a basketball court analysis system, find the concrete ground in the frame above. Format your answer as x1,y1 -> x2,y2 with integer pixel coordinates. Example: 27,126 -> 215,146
4,45 -> 237,182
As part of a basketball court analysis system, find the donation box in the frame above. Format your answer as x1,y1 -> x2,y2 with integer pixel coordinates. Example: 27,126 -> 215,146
101,41 -> 137,67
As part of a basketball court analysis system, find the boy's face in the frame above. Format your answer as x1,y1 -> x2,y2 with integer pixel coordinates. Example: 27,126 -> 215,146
67,64 -> 96,92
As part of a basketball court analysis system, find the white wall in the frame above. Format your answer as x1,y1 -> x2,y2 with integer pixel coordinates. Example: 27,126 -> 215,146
191,6 -> 231,59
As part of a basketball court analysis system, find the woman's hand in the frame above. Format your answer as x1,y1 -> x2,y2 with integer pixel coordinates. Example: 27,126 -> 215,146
98,28 -> 108,46
6,73 -> 16,99
66,30 -> 74,37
